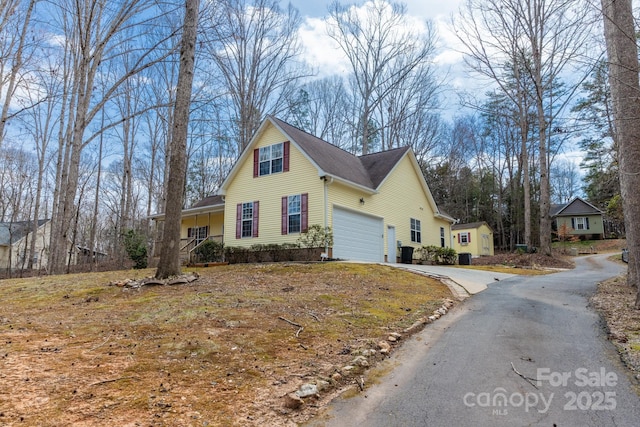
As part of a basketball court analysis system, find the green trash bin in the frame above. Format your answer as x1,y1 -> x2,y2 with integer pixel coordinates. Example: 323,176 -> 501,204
459,252 -> 472,265
400,246 -> 414,264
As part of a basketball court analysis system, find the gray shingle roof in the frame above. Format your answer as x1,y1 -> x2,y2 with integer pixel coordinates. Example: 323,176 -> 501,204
551,197 -> 603,217
270,116 -> 410,190
190,194 -> 224,209
0,219 -> 48,246
452,221 -> 493,231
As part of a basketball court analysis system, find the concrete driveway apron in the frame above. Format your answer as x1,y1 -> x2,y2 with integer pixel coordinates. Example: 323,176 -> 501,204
386,263 -> 518,297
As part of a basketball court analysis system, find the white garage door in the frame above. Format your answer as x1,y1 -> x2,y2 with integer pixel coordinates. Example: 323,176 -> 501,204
332,207 -> 384,262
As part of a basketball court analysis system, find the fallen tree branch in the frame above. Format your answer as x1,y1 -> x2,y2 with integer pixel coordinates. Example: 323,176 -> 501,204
88,333 -> 112,352
90,376 -> 137,386
278,316 -> 303,328
511,362 -> 538,389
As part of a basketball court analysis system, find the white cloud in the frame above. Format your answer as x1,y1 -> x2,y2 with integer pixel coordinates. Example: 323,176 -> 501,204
296,17 -> 350,78
295,1 -> 460,81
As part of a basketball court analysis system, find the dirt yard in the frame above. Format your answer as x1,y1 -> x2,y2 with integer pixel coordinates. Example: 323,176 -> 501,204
1,239 -> 636,426
591,266 -> 640,386
0,262 -> 455,427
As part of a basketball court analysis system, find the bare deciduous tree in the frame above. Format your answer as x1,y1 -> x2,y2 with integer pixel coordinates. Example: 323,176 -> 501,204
455,0 -> 593,255
17,52 -> 62,270
47,0 -> 172,274
0,0 -> 37,151
202,0 -> 306,153
156,0 -> 200,279
601,0 -> 640,304
550,159 -> 580,204
327,0 -> 438,154
284,76 -> 351,148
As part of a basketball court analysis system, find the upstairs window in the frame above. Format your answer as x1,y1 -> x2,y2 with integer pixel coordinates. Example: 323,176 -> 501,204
254,142 -> 289,177
260,143 -> 282,175
411,218 -> 421,243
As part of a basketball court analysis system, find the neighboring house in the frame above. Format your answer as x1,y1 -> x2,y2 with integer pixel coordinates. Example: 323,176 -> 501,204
152,115 -> 455,263
550,197 -> 605,240
76,246 -> 108,264
0,219 -> 51,270
451,221 -> 495,257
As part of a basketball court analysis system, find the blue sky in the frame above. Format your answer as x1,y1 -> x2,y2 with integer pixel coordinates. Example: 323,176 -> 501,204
287,0 -> 462,20
284,0 -> 587,176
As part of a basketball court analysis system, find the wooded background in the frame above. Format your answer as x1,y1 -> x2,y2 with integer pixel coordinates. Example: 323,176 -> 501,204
0,0 -> 627,275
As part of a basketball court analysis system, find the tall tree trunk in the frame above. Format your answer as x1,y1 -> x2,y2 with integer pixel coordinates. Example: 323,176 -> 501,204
155,0 -> 200,279
118,116 -> 132,266
89,109 -> 105,271
520,120 -> 531,250
530,8 -> 552,257
52,62 -> 91,274
601,0 -> 640,306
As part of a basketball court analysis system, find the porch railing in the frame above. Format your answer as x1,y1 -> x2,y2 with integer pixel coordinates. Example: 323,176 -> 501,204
188,235 -> 223,264
152,235 -> 224,262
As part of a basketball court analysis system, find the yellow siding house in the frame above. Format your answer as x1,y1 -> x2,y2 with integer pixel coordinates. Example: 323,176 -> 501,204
451,221 -> 495,257
154,116 -> 455,263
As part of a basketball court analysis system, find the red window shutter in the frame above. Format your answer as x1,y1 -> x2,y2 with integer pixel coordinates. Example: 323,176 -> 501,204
281,196 -> 288,235
283,141 -> 290,172
301,193 -> 308,232
253,201 -> 259,237
236,203 -> 242,239
468,232 -> 471,243
253,149 -> 259,177
457,233 -> 460,243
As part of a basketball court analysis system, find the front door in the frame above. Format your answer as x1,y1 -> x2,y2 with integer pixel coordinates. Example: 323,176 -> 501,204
387,225 -> 396,263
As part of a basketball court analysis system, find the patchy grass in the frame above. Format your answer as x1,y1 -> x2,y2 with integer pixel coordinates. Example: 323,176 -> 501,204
0,262 -> 453,426
553,238 -> 627,254
470,252 -> 574,270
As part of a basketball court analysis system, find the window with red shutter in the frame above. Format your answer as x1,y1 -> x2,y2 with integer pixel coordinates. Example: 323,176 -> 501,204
253,149 -> 259,177
301,193 -> 308,232
252,201 -> 259,237
236,204 -> 242,239
283,141 -> 290,172
238,202 -> 256,238
281,196 -> 288,235
257,143 -> 284,176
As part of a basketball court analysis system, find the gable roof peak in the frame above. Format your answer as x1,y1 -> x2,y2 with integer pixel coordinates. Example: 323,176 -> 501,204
263,117 -> 418,189
552,196 -> 603,216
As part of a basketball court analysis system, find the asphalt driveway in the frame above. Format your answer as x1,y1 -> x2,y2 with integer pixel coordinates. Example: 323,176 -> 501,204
309,254 -> 640,427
